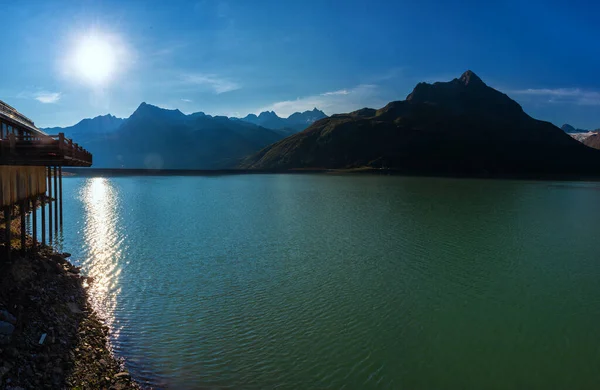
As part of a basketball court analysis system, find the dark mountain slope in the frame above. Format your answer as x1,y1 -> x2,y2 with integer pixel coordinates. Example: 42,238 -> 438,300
242,71 -> 600,176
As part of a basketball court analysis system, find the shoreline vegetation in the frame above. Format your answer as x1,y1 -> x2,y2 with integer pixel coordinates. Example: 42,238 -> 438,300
62,167 -> 600,182
0,218 -> 140,389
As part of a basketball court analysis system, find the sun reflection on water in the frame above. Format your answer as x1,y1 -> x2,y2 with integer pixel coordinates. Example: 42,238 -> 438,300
79,177 -> 122,336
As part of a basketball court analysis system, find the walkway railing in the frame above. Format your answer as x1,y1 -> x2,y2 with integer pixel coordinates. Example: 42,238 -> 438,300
0,132 -> 92,166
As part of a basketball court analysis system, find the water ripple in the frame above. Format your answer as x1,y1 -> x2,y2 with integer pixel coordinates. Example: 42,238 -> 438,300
52,175 -> 600,389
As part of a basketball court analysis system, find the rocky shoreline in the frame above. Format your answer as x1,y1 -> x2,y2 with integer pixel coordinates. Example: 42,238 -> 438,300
0,244 -> 141,389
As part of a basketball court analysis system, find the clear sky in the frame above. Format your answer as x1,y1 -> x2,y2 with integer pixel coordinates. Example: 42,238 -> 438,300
1,0 -> 599,129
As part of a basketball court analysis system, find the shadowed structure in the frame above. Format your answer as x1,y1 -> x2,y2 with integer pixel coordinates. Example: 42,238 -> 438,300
0,100 -> 93,261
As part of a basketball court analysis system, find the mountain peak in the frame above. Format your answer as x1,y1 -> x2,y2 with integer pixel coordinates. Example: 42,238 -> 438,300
131,102 -> 186,121
242,73 -> 600,173
258,111 -> 279,119
561,124 -> 576,132
458,70 -> 484,86
561,123 -> 592,133
134,102 -> 157,113
135,102 -> 181,113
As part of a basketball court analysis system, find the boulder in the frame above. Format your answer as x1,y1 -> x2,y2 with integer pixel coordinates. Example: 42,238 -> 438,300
67,303 -> 82,314
0,310 -> 17,325
0,321 -> 15,336
0,363 -> 11,380
50,254 -> 67,265
0,334 -> 11,345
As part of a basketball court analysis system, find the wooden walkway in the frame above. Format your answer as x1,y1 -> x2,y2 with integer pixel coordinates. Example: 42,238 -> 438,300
0,99 -> 93,261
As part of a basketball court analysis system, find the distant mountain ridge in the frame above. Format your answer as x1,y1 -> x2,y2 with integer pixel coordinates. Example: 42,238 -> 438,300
234,108 -> 327,134
561,124 -> 596,134
561,124 -> 600,143
42,105 -> 330,169
242,71 -> 600,176
44,114 -> 124,142
46,102 -> 284,169
45,108 -> 327,138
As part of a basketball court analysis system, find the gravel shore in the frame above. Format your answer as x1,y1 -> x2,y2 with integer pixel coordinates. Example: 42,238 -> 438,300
0,242 -> 141,389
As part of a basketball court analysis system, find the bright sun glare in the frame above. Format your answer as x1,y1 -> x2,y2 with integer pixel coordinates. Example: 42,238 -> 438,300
65,30 -> 128,88
73,35 -> 116,86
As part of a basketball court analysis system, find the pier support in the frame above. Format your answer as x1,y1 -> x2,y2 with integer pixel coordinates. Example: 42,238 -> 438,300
48,166 -> 53,244
4,207 -> 11,262
54,166 -> 58,232
20,200 -> 26,256
59,166 -> 63,227
32,197 -> 37,254
41,195 -> 46,246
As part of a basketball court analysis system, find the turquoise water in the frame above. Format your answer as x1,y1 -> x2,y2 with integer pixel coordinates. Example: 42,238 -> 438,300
42,175 -> 600,389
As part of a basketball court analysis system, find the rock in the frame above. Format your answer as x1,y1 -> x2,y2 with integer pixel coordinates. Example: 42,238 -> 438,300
114,371 -> 131,379
24,364 -> 34,377
0,309 -> 17,325
36,353 -> 49,363
67,302 -> 82,314
0,364 -> 12,380
0,334 -> 11,345
0,321 -> 15,335
55,263 -> 65,273
5,347 -> 18,358
50,254 -> 67,264
62,252 -> 72,258
39,260 -> 53,273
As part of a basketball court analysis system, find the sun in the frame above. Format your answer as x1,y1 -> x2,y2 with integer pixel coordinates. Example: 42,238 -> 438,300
64,30 -> 130,88
73,34 -> 116,86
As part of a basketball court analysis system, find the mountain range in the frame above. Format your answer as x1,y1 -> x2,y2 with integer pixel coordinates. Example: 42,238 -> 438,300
44,72 -> 600,175
242,71 -> 600,176
233,108 -> 327,135
43,107 -> 327,169
44,114 -> 125,146
75,103 -> 287,169
560,123 -> 600,145
561,124 -> 594,134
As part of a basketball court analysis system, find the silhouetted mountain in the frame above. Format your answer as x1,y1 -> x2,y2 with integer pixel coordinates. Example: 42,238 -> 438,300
236,108 -> 327,134
242,71 -> 600,176
81,103 -> 284,169
44,114 -> 124,142
561,124 -> 590,133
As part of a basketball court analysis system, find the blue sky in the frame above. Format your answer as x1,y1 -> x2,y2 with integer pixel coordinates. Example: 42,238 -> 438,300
1,0 -> 599,128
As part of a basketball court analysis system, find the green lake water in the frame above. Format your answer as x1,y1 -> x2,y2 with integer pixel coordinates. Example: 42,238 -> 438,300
42,174 -> 600,389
